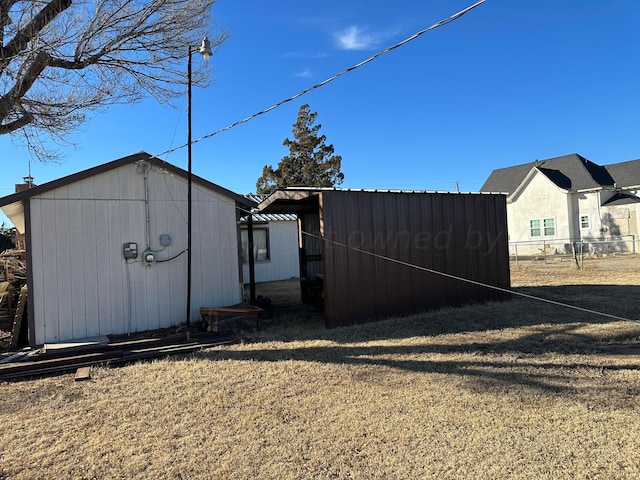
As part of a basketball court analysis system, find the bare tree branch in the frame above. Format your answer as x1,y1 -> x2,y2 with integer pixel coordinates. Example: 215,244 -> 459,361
1,0 -> 227,161
0,0 -> 71,68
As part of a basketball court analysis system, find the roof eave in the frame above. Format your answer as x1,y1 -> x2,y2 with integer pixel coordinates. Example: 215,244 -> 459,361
0,151 -> 256,210
1,201 -> 25,233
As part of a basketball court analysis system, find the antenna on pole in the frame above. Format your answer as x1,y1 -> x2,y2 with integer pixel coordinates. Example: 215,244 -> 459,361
24,158 -> 34,187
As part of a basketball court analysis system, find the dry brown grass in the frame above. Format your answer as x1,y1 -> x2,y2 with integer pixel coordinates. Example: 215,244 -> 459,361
2,255 -> 640,479
510,254 -> 640,287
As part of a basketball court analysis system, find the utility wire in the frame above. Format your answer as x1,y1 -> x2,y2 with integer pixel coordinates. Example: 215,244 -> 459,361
156,0 -> 485,158
296,230 -> 638,323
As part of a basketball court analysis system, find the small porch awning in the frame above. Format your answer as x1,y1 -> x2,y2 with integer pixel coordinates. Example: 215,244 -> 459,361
602,192 -> 640,206
257,188 -> 323,215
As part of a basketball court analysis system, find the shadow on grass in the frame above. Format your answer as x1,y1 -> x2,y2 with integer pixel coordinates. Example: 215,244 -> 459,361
249,284 -> 640,343
193,284 -> 640,395
193,326 -> 640,396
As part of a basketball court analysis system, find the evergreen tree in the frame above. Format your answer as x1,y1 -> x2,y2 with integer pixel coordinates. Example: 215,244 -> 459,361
256,104 -> 344,194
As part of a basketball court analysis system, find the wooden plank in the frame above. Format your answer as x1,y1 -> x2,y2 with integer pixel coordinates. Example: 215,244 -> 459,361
200,303 -> 264,332
199,303 -> 264,315
0,351 -> 31,364
74,366 -> 91,381
0,335 -> 233,380
9,285 -> 27,350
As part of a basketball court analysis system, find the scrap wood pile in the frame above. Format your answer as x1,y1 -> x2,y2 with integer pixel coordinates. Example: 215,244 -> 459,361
1,249 -> 26,282
0,249 -> 28,350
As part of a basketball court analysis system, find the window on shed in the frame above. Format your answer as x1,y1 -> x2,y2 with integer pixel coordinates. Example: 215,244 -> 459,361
580,215 -> 590,229
241,228 -> 270,263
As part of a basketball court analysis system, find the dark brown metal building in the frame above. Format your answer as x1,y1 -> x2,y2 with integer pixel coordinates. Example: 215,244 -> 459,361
258,188 -> 510,328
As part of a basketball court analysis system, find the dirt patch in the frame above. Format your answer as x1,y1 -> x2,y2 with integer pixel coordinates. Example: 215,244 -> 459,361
245,278 -> 302,307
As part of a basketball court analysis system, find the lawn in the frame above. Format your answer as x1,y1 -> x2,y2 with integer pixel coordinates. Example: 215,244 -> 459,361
1,256 -> 640,479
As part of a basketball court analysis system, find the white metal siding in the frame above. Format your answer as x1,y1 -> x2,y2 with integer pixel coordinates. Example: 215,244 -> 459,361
28,162 -> 242,344
242,220 -> 300,283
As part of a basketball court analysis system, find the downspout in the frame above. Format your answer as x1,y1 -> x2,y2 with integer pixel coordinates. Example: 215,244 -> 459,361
136,161 -> 156,267
143,164 -> 152,251
596,190 -> 605,235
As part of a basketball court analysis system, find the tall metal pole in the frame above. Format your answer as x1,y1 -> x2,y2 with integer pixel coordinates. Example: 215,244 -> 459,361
186,48 -> 193,327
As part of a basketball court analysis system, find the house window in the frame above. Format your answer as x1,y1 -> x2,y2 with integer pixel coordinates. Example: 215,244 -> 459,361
529,219 -> 541,237
529,217 -> 556,238
580,215 -> 590,229
543,218 -> 556,236
241,228 -> 269,263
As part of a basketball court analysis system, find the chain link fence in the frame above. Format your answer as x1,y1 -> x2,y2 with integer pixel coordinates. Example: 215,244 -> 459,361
509,235 -> 637,267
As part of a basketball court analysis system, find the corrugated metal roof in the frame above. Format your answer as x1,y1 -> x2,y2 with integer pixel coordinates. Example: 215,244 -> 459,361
274,186 -> 486,194
258,188 -> 500,216
245,212 -> 298,222
241,194 -> 297,222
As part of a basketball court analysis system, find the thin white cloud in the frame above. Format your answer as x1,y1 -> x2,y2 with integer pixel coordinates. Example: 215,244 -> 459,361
334,25 -> 380,51
283,51 -> 329,60
295,69 -> 312,79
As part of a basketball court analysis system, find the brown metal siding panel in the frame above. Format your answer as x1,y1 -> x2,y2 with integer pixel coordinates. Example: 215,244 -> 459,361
321,191 -> 510,328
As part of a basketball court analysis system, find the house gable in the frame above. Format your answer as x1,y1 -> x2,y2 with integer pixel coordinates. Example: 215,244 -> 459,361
509,165 -> 570,203
506,169 -> 571,242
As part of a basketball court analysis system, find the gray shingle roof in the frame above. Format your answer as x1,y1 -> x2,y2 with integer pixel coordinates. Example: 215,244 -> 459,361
602,192 -> 640,206
604,159 -> 640,188
480,153 -> 636,194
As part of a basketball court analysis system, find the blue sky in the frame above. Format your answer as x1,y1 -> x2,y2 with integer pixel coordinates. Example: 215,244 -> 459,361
1,0 -> 639,227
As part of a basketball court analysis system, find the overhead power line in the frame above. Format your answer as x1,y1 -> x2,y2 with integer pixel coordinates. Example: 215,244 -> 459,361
157,0 -> 485,158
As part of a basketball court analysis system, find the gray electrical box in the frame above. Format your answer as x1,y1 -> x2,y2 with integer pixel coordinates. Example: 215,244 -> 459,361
159,234 -> 172,247
123,242 -> 138,259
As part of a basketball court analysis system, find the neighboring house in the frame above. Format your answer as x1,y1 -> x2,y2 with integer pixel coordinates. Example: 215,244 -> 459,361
258,188 -> 510,328
481,154 -> 640,256
0,152 -> 255,345
240,194 -> 299,284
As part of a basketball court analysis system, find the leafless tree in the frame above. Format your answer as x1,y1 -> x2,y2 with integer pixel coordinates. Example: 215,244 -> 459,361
0,0 -> 227,160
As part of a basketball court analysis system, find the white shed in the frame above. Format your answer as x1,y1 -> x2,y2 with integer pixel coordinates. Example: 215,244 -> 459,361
241,194 -> 300,283
0,152 -> 255,345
